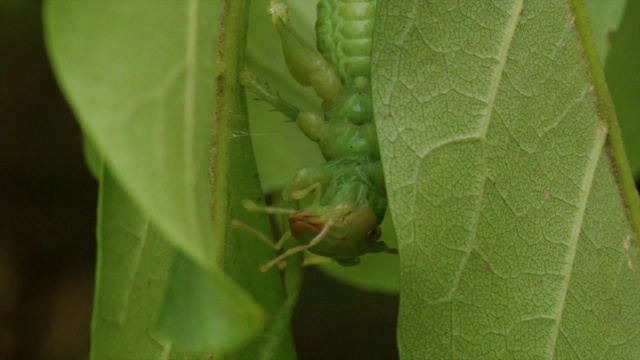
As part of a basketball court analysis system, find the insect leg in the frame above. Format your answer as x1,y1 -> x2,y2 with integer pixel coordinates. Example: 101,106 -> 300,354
282,166 -> 328,202
241,69 -> 325,142
260,220 -> 334,272
273,230 -> 293,251
289,182 -> 322,207
302,256 -> 333,267
240,69 -> 299,121
269,0 -> 341,102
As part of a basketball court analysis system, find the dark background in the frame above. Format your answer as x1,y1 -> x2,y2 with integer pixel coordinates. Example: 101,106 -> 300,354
0,2 -> 398,359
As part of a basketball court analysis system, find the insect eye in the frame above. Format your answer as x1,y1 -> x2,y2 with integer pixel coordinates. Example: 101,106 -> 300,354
366,225 -> 382,241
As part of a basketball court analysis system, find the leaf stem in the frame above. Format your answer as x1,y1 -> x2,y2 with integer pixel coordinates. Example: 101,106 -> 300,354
569,0 -> 640,241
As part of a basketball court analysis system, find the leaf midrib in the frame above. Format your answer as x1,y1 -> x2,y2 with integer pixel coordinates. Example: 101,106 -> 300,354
444,1 -> 524,354
448,0 -> 523,299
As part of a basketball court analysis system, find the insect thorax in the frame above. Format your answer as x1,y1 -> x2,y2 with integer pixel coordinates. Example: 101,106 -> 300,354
328,156 -> 386,215
285,155 -> 386,222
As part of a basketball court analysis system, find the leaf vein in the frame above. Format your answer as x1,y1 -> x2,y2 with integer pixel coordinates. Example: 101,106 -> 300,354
183,0 -> 201,254
547,123 -> 608,357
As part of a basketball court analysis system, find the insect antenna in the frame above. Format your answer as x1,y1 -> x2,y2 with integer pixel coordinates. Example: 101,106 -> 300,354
236,197 -> 312,271
232,219 -> 279,249
260,220 -> 334,272
233,214 -> 295,271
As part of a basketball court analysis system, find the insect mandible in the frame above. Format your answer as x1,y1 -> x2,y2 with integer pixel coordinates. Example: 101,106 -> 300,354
240,0 -> 396,272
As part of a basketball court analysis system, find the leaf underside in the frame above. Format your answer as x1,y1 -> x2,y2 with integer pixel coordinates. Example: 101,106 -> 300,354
373,0 -> 640,358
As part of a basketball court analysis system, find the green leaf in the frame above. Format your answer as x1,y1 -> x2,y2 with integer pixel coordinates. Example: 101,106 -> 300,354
373,0 -> 640,357
91,167 -> 174,359
45,0 -> 216,270
158,252 -> 264,354
93,167 -> 272,358
604,0 -> 640,177
44,0 -> 291,355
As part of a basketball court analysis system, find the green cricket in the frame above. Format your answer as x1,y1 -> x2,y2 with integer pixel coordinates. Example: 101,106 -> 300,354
240,0 -> 395,272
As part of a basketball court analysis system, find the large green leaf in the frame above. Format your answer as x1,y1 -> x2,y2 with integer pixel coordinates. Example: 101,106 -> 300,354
44,0 -> 292,355
373,0 -> 640,357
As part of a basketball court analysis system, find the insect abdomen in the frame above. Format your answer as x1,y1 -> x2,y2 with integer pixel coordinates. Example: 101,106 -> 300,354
316,0 -> 376,89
